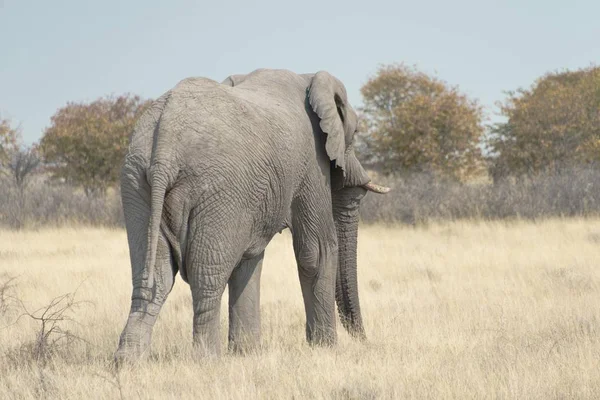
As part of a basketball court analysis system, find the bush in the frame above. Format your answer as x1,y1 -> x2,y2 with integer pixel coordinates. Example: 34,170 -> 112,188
0,175 -> 123,229
1,167 -> 599,229
360,167 -> 600,224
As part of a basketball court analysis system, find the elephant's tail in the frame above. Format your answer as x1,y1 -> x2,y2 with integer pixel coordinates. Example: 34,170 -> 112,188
143,166 -> 169,290
143,92 -> 180,291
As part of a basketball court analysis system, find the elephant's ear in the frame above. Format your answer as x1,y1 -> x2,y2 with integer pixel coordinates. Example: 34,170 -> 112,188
308,71 -> 349,171
221,74 -> 247,87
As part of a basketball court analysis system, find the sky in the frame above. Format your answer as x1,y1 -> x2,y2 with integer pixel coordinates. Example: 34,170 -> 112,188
1,0 -> 598,144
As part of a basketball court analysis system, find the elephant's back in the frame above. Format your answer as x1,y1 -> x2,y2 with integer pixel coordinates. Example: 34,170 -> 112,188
162,75 -> 308,165
124,73 -> 319,259
166,78 -> 307,240
127,73 -> 313,186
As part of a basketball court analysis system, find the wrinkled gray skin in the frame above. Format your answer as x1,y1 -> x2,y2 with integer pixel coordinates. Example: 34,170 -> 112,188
114,69 -> 389,362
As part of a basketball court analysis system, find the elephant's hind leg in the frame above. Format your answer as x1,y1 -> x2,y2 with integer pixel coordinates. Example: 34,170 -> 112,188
186,225 -> 238,358
116,166 -> 177,364
188,260 -> 231,358
228,252 -> 264,354
115,229 -> 176,363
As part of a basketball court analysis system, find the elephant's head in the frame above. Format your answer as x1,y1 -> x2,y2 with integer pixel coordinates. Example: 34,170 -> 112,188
308,71 -> 390,338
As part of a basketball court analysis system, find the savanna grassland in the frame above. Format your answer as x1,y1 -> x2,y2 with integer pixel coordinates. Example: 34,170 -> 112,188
1,220 -> 600,399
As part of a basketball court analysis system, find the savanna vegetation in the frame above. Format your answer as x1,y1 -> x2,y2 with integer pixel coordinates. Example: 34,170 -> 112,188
1,63 -> 600,399
359,64 -> 485,181
2,220 -> 600,398
2,64 -> 600,228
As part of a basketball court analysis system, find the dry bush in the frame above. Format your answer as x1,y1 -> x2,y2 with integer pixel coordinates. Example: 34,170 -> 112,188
2,166 -> 600,229
7,291 -> 90,367
0,274 -> 17,317
0,175 -> 123,229
4,167 -> 600,230
1,283 -> 92,397
361,167 -> 600,224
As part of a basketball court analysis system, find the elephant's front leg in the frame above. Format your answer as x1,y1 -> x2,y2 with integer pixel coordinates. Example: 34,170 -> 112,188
228,252 -> 264,353
292,199 -> 338,346
295,246 -> 337,345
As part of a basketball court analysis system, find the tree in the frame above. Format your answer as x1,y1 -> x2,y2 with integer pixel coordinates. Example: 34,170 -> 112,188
9,145 -> 40,189
0,116 -> 40,228
40,94 -> 152,196
488,66 -> 600,179
0,116 -> 19,164
360,64 -> 485,181
0,117 -> 39,187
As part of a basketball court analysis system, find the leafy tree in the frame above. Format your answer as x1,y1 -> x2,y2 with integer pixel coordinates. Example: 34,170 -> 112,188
489,66 -> 600,179
40,95 -> 152,195
360,64 -> 485,181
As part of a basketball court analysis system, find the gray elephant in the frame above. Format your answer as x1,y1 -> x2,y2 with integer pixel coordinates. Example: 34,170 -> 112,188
115,68 -> 389,362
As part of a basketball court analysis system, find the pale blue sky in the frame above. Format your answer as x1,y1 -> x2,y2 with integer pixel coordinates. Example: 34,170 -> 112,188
1,0 -> 598,144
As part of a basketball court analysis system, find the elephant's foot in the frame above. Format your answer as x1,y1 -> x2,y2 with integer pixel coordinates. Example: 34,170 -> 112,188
228,333 -> 262,355
228,253 -> 263,356
298,261 -> 338,348
191,336 -> 222,359
114,319 -> 154,366
306,323 -> 337,347
114,337 -> 151,366
114,347 -> 146,367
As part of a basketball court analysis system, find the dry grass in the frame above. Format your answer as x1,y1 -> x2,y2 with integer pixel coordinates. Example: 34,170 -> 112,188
1,220 -> 600,399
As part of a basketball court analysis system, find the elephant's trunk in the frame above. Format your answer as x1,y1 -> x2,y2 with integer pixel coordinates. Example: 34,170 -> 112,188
332,191 -> 366,340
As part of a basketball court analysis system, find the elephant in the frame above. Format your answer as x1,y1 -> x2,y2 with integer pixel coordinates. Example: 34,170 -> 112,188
114,68 -> 389,362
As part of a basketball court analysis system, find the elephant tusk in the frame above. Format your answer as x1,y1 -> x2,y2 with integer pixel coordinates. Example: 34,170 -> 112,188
362,182 -> 391,194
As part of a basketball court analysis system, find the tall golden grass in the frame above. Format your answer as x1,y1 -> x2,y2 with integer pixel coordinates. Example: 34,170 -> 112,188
1,220 -> 600,399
